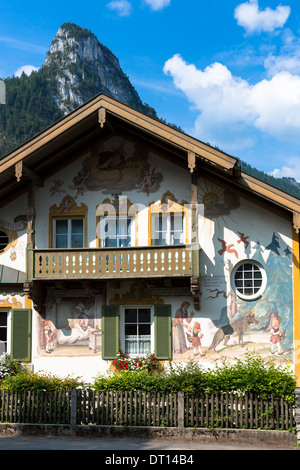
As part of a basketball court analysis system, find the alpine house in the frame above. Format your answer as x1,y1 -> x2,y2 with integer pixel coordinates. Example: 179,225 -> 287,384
0,93 -> 299,383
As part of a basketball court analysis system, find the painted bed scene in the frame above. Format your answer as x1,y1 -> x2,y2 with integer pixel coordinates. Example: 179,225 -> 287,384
38,298 -> 102,356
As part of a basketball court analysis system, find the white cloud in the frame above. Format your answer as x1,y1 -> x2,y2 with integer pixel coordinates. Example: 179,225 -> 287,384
144,0 -> 171,11
264,30 -> 300,76
14,65 -> 39,77
106,0 -> 170,15
107,0 -> 132,16
265,53 -> 300,76
163,54 -> 300,150
234,0 -> 291,34
270,157 -> 300,182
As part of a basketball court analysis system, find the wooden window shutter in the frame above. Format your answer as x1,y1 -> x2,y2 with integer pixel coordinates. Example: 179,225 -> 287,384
11,308 -> 32,361
102,305 -> 119,360
154,304 -> 172,360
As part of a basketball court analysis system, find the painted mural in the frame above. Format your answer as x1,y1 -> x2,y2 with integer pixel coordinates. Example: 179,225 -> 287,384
0,215 -> 27,263
39,156 -> 294,367
48,136 -> 163,203
170,179 -> 294,365
70,137 -> 162,198
38,297 -> 103,356
172,301 -> 205,357
171,230 -> 293,365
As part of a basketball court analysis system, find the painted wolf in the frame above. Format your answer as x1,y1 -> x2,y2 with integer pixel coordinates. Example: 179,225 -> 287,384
208,312 -> 259,352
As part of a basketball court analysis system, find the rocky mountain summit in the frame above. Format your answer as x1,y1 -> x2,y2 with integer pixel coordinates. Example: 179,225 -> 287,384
43,23 -> 157,117
0,22 -> 157,158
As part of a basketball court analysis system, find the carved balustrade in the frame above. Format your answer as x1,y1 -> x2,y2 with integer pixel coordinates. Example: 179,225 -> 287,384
33,245 -> 193,280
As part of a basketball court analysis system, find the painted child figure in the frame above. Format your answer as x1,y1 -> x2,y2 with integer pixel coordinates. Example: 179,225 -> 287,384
270,318 -> 283,355
191,321 -> 205,357
44,320 -> 56,354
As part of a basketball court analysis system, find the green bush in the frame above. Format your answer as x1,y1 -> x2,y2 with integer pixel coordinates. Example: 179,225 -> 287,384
93,351 -> 296,400
0,370 -> 84,392
0,351 -> 296,399
204,352 -> 296,400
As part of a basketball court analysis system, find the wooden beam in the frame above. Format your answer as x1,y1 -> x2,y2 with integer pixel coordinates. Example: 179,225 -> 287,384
23,164 -> 43,186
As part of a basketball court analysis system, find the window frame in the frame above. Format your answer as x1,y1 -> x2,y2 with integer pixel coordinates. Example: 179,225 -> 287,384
0,230 -> 9,253
49,195 -> 88,249
150,211 -> 186,246
0,226 -> 17,254
120,305 -> 154,356
148,192 -> 189,247
0,310 -> 11,355
98,215 -> 134,248
231,260 -> 267,301
52,216 -> 85,249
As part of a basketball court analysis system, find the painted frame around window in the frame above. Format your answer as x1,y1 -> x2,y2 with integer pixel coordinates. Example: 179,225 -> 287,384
148,191 -> 189,247
49,195 -> 88,248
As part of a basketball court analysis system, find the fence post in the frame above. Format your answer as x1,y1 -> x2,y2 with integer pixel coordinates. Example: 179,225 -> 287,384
70,390 -> 77,429
294,388 -> 300,444
178,391 -> 184,437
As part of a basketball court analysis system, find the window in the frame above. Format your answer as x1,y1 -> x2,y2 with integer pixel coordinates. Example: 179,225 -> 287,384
151,212 -> 185,246
0,309 -> 31,360
232,260 -> 267,300
53,218 -> 84,248
102,304 -> 171,360
49,195 -> 87,249
0,231 -> 9,252
99,216 -> 132,248
121,307 -> 153,355
0,311 -> 8,354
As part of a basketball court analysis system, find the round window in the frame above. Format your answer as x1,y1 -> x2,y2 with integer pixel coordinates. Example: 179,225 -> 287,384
0,230 -> 9,253
232,260 -> 267,300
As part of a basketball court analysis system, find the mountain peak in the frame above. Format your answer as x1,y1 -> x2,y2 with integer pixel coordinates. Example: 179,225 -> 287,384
43,22 -> 155,116
45,22 -> 114,66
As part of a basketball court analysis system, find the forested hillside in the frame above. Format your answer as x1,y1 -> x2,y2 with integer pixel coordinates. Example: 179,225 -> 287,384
240,160 -> 300,199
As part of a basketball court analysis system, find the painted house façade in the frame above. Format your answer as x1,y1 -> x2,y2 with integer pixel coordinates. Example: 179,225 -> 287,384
0,94 -> 299,383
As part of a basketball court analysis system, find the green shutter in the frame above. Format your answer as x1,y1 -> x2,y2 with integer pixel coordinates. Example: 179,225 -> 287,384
11,308 -> 32,361
154,304 -> 172,360
102,305 -> 119,360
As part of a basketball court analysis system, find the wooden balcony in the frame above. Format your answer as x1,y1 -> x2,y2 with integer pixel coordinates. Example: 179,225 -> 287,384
33,245 -> 193,280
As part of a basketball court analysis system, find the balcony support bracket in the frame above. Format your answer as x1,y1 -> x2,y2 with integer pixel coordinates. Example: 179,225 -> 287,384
24,281 -> 46,318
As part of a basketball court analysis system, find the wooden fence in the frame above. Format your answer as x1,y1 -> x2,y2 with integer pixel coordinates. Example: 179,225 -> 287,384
0,389 -> 295,430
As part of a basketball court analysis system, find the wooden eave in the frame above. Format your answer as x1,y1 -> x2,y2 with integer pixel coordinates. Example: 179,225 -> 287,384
0,93 -> 299,228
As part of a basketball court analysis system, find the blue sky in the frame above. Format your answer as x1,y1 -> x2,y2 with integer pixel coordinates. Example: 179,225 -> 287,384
1,0 -> 300,181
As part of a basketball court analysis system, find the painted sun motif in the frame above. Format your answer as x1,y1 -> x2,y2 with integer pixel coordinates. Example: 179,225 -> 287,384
198,181 -> 239,234
202,192 -> 221,208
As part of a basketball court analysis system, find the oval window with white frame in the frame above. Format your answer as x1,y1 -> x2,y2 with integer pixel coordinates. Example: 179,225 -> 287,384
231,260 -> 267,301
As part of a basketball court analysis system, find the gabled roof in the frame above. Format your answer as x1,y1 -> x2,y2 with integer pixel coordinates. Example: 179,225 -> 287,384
0,93 -> 299,230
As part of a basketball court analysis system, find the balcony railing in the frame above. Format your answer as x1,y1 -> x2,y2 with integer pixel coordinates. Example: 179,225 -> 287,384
33,245 -> 193,280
